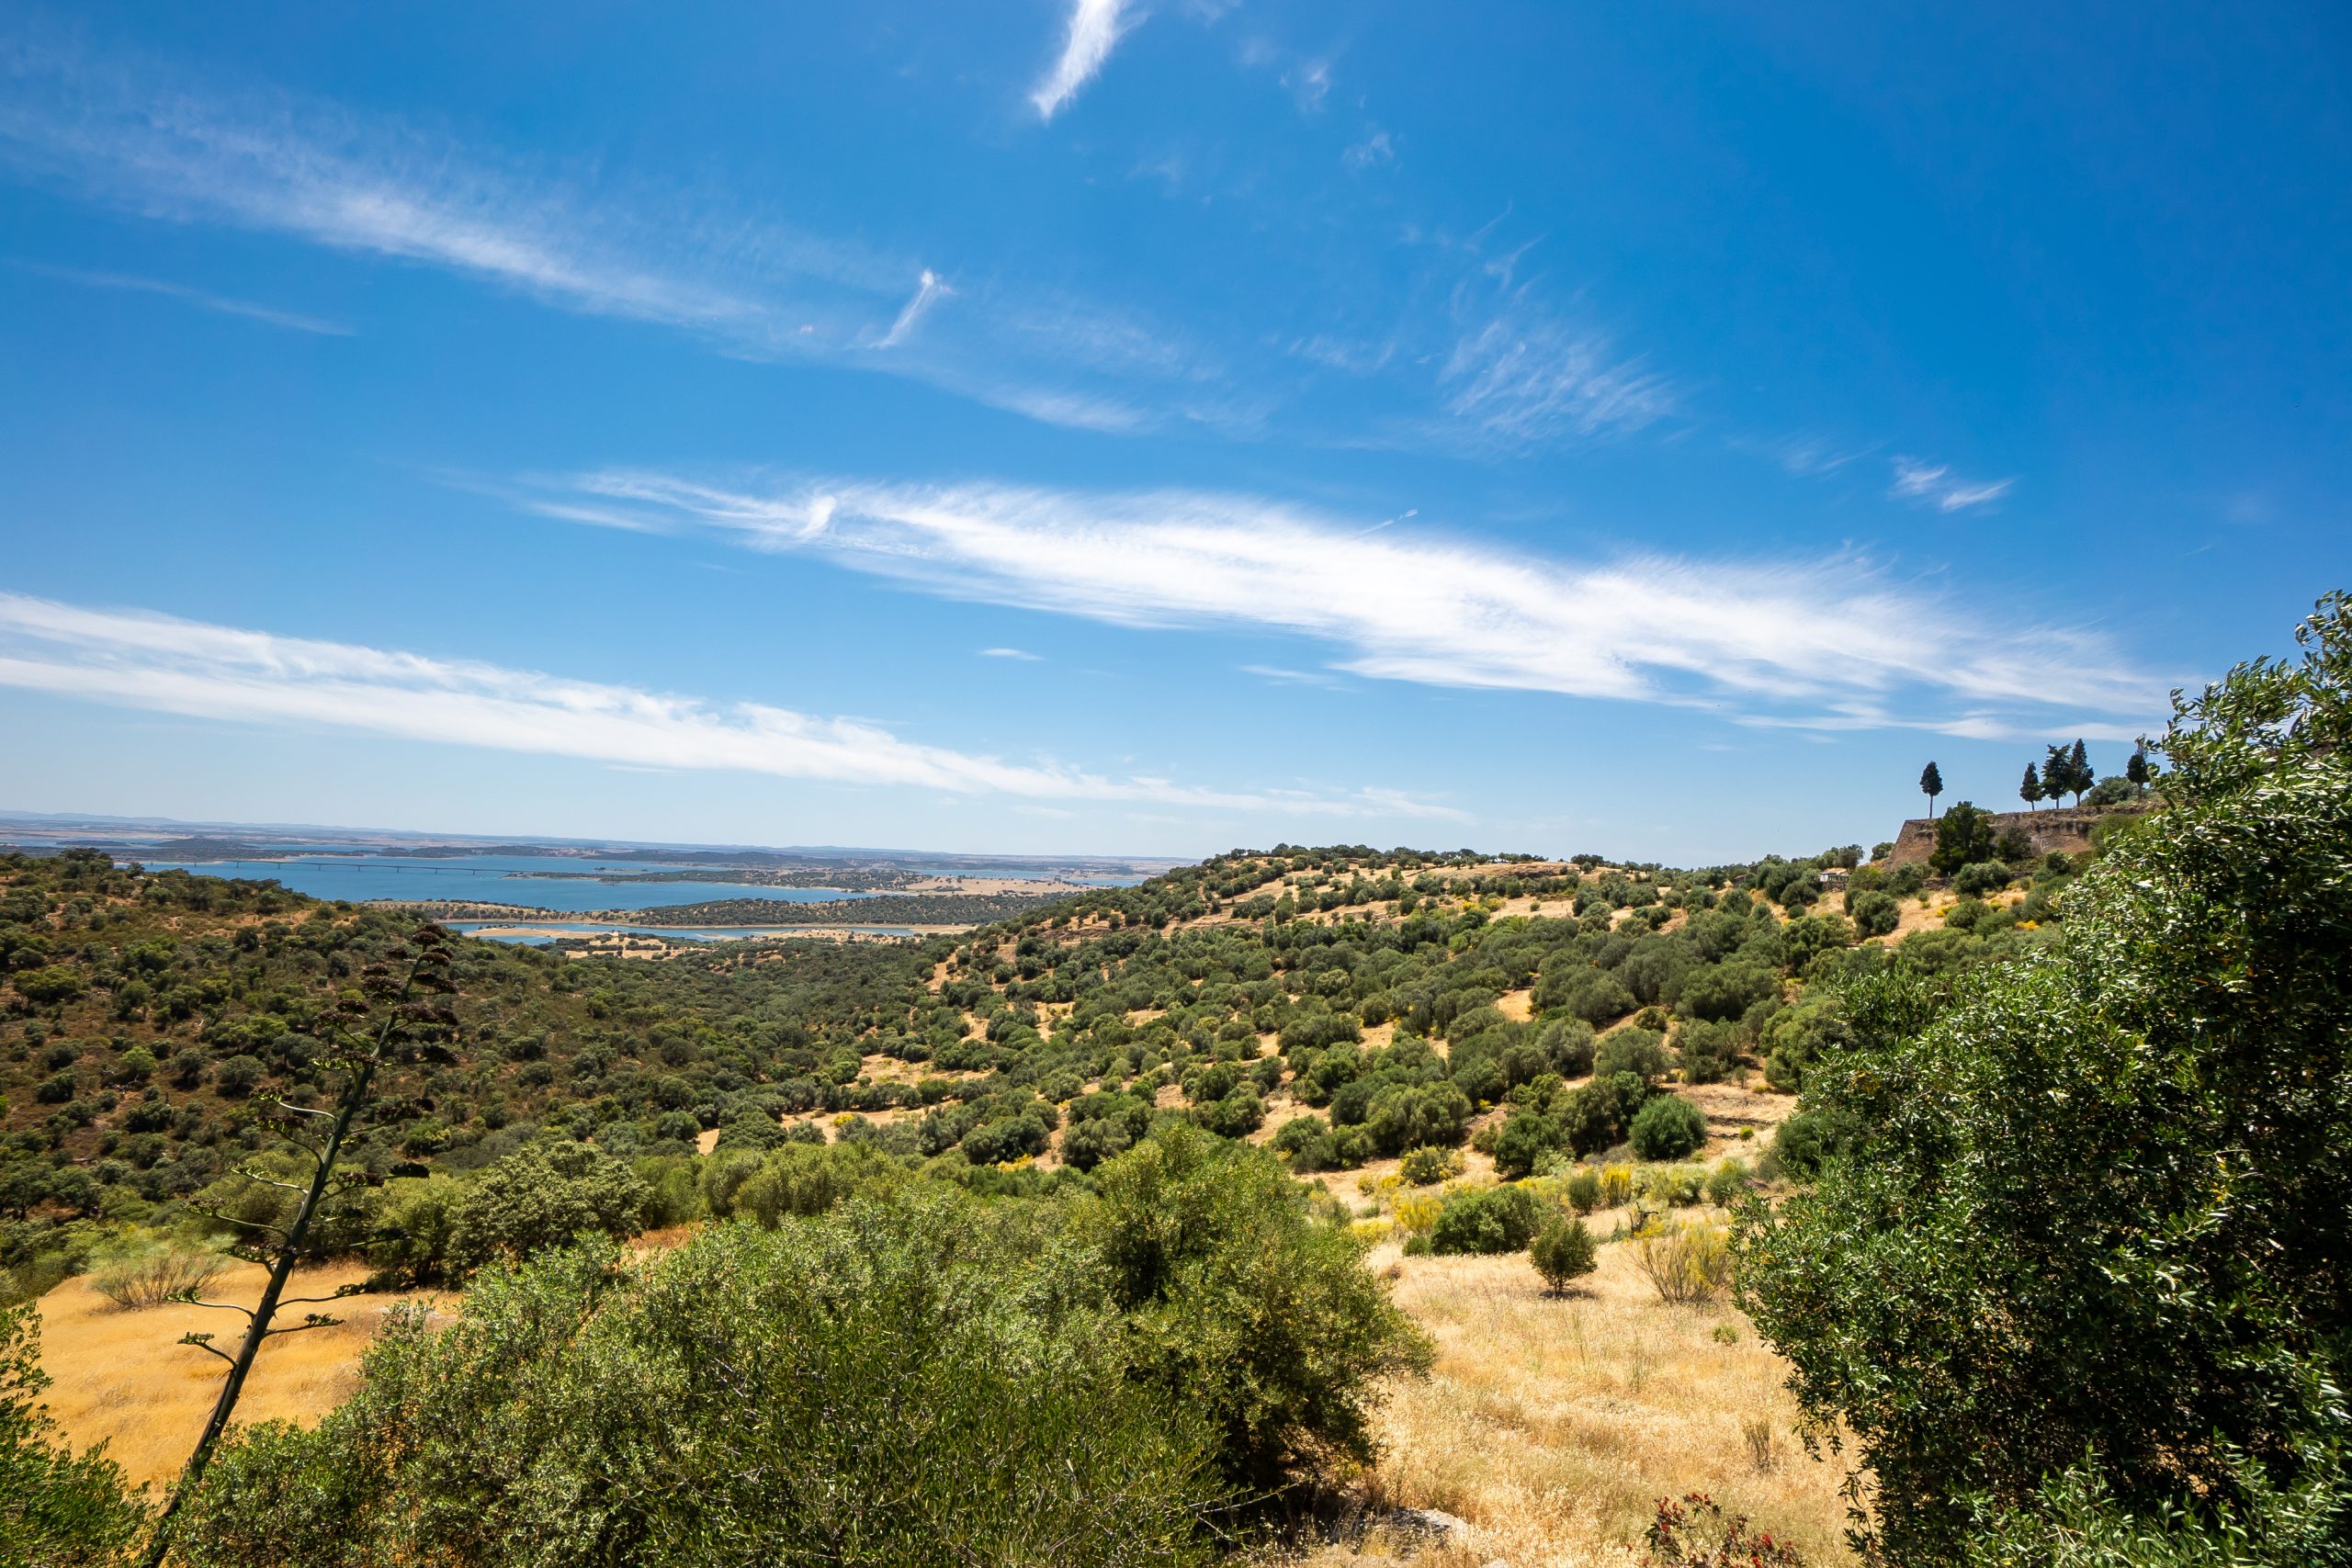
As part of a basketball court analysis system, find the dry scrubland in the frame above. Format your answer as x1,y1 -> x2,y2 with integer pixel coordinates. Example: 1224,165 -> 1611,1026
17,847 -> 1877,1559
40,1196 -> 1850,1566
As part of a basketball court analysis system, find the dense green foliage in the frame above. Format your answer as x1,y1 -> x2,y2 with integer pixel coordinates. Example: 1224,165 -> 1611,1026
1,1303 -> 144,1564
175,1129 -> 1430,1564
1738,593 -> 2352,1565
1427,1181 -> 1547,1255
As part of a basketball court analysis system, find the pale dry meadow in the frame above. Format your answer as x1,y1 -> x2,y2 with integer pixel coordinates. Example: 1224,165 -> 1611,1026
35,1259 -> 444,1490
1278,1224 -> 1858,1568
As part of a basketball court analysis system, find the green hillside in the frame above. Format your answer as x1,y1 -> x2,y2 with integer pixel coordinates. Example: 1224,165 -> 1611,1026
2,834 -> 2077,1248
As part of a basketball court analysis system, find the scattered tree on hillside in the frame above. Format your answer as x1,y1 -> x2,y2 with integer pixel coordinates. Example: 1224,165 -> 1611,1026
2039,739 -> 2096,807
142,924 -> 461,1568
2018,764 -> 2045,811
2126,746 -> 2152,795
1928,802 -> 1998,875
1531,1215 -> 1598,1295
1918,761 -> 1944,818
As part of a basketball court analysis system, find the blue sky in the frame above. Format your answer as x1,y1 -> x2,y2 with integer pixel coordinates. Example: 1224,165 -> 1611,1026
0,1 -> 2345,861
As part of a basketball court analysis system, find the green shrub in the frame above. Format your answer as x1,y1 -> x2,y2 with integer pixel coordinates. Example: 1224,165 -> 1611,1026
1082,1123 -> 1431,1490
445,1141 -> 649,1274
1430,1183 -> 1548,1255
1640,1163 -> 1706,1206
1704,1158 -> 1750,1207
1564,1167 -> 1603,1213
1364,1082 -> 1471,1156
962,1113 -> 1050,1165
1398,1145 -> 1464,1186
1677,961 -> 1778,1022
1596,1026 -> 1670,1084
1530,1216 -> 1598,1294
1193,1089 -> 1265,1140
1943,896 -> 1995,931
179,1195 -> 1221,1567
1953,861 -> 2011,897
1848,890 -> 1902,939
1630,1094 -> 1706,1160
1,1303 -> 144,1563
1676,1018 -> 1744,1084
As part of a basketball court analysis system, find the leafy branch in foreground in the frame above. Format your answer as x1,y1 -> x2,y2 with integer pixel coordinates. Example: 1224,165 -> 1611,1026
141,923 -> 459,1568
1736,592 -> 2352,1565
1,1302 -> 143,1565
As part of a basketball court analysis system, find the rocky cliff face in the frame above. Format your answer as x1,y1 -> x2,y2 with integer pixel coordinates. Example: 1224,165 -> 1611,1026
1884,802 -> 2152,867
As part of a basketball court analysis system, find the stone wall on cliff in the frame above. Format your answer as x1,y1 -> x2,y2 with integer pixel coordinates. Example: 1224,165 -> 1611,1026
1883,802 -> 2154,868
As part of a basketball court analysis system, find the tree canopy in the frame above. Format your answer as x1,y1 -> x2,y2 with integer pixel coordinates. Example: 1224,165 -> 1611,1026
1737,592 -> 2352,1564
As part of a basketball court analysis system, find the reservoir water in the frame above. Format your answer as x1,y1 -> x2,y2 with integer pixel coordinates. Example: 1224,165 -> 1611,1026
127,852 -> 874,914
447,921 -> 921,946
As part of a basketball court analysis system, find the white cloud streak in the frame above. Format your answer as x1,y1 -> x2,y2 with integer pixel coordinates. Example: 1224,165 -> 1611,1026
10,259 -> 351,334
876,268 -> 952,349
526,470 -> 2163,737
1031,0 -> 1136,121
0,592 -> 1464,820
1891,457 -> 2014,512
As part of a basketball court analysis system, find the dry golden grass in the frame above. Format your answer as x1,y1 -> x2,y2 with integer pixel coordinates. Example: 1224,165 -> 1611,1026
1281,1235 -> 1858,1568
35,1260 -> 442,1490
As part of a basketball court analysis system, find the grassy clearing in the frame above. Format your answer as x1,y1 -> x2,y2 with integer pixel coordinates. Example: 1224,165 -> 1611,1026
35,1260 -> 443,1489
1283,1225 -> 1858,1568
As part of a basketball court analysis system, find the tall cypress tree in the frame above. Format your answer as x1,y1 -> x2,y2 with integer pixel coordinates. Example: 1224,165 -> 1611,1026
1919,761 -> 1944,819
2068,739 -> 2094,805
2042,744 -> 2072,808
2019,764 -> 2046,811
2126,748 -> 2151,795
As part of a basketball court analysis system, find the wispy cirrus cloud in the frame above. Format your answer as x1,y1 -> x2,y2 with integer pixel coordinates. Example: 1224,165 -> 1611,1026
1891,456 -> 2014,512
9,259 -> 351,334
0,592 -> 1464,820
1440,302 -> 1675,447
514,468 -> 2164,737
1031,0 -> 1137,121
1341,128 -> 1396,171
1730,432 -> 1875,479
0,28 -> 1202,434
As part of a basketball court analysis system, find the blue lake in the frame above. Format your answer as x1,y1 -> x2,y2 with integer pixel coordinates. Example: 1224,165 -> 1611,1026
129,853 -> 873,913
448,921 -> 919,946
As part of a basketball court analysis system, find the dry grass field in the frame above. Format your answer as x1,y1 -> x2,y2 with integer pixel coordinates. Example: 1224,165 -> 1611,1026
1284,1231 -> 1859,1568
34,1260 -> 445,1491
